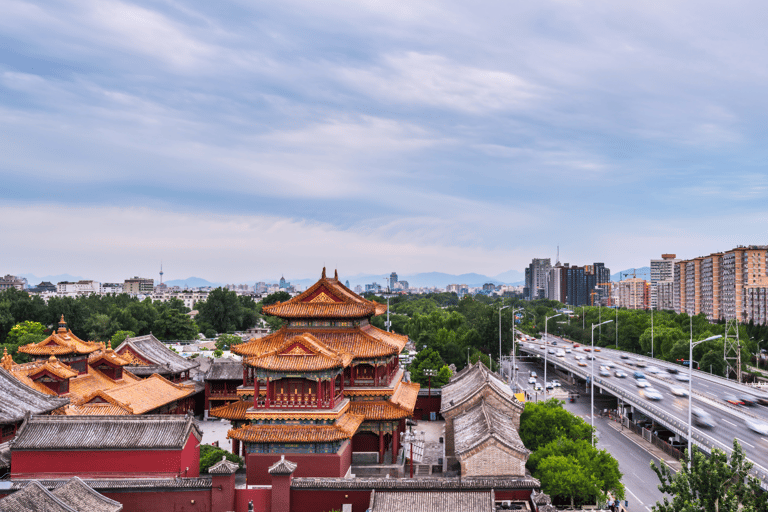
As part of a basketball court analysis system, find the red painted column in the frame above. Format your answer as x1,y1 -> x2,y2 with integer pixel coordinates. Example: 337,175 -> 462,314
243,367 -> 247,386
374,364 -> 379,386
391,426 -> 399,463
378,431 -> 384,463
232,438 -> 240,455
330,378 -> 335,409
265,378 -> 270,408
339,373 -> 344,396
254,379 -> 260,407
350,365 -> 355,386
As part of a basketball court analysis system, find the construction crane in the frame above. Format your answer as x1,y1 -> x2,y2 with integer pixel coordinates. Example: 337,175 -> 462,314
622,269 -> 637,280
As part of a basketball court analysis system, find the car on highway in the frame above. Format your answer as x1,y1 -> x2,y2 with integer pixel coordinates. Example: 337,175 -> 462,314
746,419 -> 768,435
635,360 -> 647,368
620,354 -> 630,359
565,348 -> 572,354
556,350 -> 565,358
573,343 -> 580,348
635,378 -> 650,388
614,370 -> 627,378
633,371 -> 645,380
739,394 -> 757,406
528,377 -> 536,384
546,381 -> 554,390
594,347 -> 601,352
646,366 -> 662,374
642,388 -> 663,401
534,382 -> 543,391
667,367 -> 679,374
548,349 -> 556,354
599,368 -> 611,377
692,407 -> 716,428
574,355 -> 585,360
552,380 -> 561,387
604,362 -> 615,368
578,361 -> 587,367
584,347 -> 591,352
723,394 -> 744,406
669,386 -> 689,397
530,371 -> 537,377
675,373 -> 690,382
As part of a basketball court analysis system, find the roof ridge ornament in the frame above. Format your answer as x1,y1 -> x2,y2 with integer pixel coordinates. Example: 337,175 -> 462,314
322,267 -> 326,279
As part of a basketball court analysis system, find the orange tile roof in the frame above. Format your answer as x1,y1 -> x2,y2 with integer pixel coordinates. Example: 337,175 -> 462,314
68,367 -> 142,399
244,333 -> 353,372
245,400 -> 350,421
18,316 -> 101,356
391,381 -> 420,411
88,346 -> 130,367
28,356 -> 79,380
209,400 -> 253,420
100,374 -> 195,414
227,412 -> 364,444
349,400 -> 413,420
233,325 -> 405,360
262,269 -> 387,319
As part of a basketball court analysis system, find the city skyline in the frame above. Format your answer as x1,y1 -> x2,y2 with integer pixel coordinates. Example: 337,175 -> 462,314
3,2 -> 768,281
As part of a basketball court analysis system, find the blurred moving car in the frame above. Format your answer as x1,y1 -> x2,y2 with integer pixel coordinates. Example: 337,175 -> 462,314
614,370 -> 627,378
739,394 -> 757,406
534,382 -> 543,390
723,394 -> 744,406
635,360 -> 647,368
578,361 -> 588,367
669,386 -> 689,397
565,348 -> 572,353
599,368 -> 611,377
746,419 -> 768,435
675,374 -> 690,382
646,366 -> 662,374
692,407 -> 716,428
635,378 -> 650,388
552,380 -> 562,387
620,354 -> 630,359
633,371 -> 646,380
528,377 -> 536,384
546,382 -> 554,390
667,367 -> 679,374
642,388 -> 663,401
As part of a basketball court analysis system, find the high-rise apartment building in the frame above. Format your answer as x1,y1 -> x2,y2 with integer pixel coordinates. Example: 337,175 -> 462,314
124,276 -> 154,295
616,278 -> 649,310
547,264 -> 567,303
656,280 -> 675,310
388,272 -> 398,290
524,258 -> 551,300
650,254 -> 679,309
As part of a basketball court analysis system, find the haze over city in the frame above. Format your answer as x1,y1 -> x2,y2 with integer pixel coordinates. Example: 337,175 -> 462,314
3,1 -> 768,282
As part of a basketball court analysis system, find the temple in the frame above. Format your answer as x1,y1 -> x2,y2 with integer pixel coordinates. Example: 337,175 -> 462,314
210,268 -> 419,484
5,317 -> 197,416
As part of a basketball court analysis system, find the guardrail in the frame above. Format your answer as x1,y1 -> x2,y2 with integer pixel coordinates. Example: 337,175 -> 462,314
519,344 -> 768,489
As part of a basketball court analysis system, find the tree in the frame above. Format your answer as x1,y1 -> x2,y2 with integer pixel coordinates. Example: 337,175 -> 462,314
519,399 -> 594,452
261,291 -> 291,306
538,455 -> 600,508
6,320 -> 47,345
110,330 -> 135,349
408,348 -> 449,386
651,440 -> 767,512
153,308 -> 198,340
216,334 -> 244,351
199,444 -> 243,473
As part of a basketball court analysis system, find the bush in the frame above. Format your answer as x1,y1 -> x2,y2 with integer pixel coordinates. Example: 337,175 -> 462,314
200,444 -> 243,473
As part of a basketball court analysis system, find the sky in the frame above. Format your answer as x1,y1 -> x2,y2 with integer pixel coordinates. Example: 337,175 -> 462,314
3,0 -> 768,283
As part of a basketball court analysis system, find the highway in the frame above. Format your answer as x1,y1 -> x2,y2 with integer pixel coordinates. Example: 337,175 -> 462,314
515,335 -> 768,489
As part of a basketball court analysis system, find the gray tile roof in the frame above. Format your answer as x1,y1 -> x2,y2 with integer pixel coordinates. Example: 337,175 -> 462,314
440,362 -> 522,415
207,456 -> 240,474
368,490 -> 494,512
0,367 -> 69,425
0,480 -> 77,512
50,477 -> 123,512
205,361 -> 243,381
268,455 -> 297,475
115,335 -> 199,375
291,476 -> 539,490
11,414 -> 202,451
454,401 -> 530,458
10,478 -> 213,491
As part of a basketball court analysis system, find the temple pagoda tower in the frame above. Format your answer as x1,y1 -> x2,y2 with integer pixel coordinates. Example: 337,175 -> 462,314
17,316 -> 101,374
211,268 -> 419,484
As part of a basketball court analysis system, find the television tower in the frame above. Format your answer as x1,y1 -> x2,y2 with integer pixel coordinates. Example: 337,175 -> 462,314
159,263 -> 164,285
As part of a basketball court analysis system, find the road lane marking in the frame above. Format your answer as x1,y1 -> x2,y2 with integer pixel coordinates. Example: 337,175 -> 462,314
625,486 -> 644,506
722,419 -> 737,427
736,437 -> 755,448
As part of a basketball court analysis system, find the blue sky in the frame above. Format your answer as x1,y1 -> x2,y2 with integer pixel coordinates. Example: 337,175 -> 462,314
2,1 -> 768,283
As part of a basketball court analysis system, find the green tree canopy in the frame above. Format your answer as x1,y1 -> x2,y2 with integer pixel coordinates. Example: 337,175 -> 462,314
110,330 -> 135,349
519,399 -> 594,451
651,440 -> 767,512
199,444 -> 243,473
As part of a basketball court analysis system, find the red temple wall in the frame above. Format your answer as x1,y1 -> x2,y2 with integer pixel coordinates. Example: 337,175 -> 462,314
290,488 -> 371,512
101,489 -> 212,512
414,395 -> 442,420
246,440 -> 352,485
235,488 -> 271,512
351,432 -> 379,453
12,433 -> 199,479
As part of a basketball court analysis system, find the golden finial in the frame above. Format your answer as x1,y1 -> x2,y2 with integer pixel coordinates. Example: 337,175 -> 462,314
322,267 -> 326,279
1,348 -> 13,370
334,269 -> 338,280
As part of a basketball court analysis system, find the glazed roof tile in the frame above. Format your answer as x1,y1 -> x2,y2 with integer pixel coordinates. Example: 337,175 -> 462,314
96,374 -> 195,414
11,414 -> 202,451
0,366 -> 69,424
244,400 -> 350,422
391,381 -> 420,410
244,333 -> 353,372
368,490 -> 493,512
349,400 -> 412,420
233,325 -> 405,361
454,400 -> 530,459
27,356 -> 79,381
87,347 -> 129,368
440,362 -> 522,415
228,412 -> 364,444
18,318 -> 101,357
209,400 -> 253,421
51,476 -> 124,512
262,269 -> 387,319
114,334 -> 199,374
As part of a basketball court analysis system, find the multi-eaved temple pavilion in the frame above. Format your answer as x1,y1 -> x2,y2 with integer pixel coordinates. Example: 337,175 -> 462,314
210,268 -> 419,484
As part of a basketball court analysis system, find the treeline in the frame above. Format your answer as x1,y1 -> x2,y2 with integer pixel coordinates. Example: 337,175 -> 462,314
0,288 -> 291,356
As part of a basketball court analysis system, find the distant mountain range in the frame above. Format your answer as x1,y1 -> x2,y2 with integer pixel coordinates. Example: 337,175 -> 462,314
19,273 -> 85,285
164,277 -> 222,288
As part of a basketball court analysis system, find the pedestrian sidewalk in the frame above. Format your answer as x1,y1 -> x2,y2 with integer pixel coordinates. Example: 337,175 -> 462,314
605,419 -> 682,473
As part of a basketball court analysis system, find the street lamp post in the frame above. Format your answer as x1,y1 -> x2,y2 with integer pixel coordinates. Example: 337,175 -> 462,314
613,297 -> 618,348
511,307 -> 525,390
688,334 -> 722,468
499,304 -> 510,373
591,319 -> 613,447
424,369 -> 436,398
544,313 -> 563,400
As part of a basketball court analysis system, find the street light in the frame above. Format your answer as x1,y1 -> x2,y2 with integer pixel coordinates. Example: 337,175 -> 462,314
613,297 -> 619,348
424,368 -> 437,398
688,333 -> 722,468
510,307 -> 525,390
544,313 -> 563,400
499,304 -> 510,369
400,429 -> 416,478
591,319 -> 613,446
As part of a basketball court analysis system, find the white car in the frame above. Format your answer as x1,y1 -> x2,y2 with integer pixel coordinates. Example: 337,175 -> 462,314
676,373 -> 690,382
746,419 -> 768,436
635,378 -> 650,388
528,377 -> 536,384
646,366 -> 662,374
534,382 -> 543,391
669,386 -> 689,397
642,388 -> 663,401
